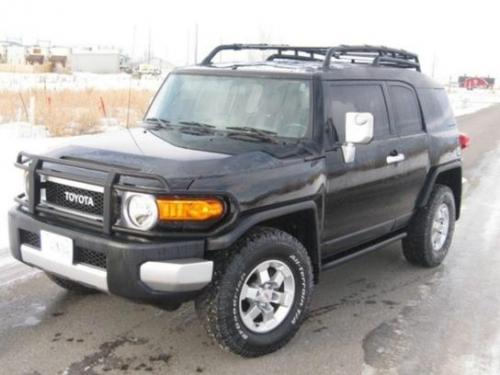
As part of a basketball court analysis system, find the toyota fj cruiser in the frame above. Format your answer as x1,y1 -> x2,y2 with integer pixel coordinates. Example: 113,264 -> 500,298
9,44 -> 464,357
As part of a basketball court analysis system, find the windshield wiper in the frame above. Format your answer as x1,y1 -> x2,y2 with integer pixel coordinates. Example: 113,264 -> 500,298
144,118 -> 215,136
224,131 -> 278,144
179,121 -> 216,129
175,121 -> 217,136
224,126 -> 280,144
143,117 -> 172,129
225,126 -> 277,136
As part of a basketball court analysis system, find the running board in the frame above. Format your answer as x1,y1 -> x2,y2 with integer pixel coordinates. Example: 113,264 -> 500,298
321,232 -> 407,271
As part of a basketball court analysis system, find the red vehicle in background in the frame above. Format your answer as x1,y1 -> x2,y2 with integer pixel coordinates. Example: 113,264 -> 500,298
459,75 -> 495,90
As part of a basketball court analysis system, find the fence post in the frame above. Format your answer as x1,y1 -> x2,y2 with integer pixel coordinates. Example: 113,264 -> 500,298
18,92 -> 29,121
29,96 -> 35,124
99,96 -> 107,118
47,96 -> 52,133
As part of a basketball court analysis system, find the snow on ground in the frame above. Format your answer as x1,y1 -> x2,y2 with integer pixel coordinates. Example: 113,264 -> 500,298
448,88 -> 500,117
0,72 -> 165,91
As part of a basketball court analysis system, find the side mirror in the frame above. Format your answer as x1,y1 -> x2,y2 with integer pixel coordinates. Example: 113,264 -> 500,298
345,112 -> 374,144
342,112 -> 374,163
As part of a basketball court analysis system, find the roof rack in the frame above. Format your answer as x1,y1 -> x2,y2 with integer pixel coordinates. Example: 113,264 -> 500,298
200,44 -> 329,66
323,45 -> 420,71
200,44 -> 421,72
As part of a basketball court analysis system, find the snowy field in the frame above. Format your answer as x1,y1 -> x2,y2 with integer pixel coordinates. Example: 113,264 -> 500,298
0,72 -> 165,91
448,88 -> 500,116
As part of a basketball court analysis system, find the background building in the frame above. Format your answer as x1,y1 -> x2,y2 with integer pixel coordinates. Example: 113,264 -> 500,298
70,47 -> 122,73
0,41 -> 26,64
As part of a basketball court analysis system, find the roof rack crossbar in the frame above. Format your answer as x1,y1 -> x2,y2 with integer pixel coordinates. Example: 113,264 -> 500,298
372,56 -> 420,70
266,54 -> 323,62
200,44 -> 329,66
200,44 -> 421,72
323,45 -> 420,71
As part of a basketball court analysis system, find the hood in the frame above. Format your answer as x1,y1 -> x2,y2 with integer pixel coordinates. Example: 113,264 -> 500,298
45,129 -> 286,189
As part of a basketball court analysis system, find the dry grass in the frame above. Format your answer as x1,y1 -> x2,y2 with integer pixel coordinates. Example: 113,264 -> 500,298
0,88 -> 155,136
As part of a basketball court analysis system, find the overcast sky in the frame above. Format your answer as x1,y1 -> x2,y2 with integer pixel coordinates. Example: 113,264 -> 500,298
1,0 -> 498,81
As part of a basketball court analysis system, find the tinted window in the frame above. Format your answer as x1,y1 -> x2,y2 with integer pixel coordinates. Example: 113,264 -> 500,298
389,85 -> 422,136
417,88 -> 455,130
325,84 -> 390,142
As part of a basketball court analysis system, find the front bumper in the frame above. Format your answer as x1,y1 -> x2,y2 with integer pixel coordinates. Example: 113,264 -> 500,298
9,208 -> 213,304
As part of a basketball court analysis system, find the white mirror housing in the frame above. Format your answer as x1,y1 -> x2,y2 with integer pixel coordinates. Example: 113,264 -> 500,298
345,112 -> 374,144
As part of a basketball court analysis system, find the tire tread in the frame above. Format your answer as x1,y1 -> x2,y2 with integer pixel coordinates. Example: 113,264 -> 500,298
403,184 -> 455,267
196,226 -> 313,357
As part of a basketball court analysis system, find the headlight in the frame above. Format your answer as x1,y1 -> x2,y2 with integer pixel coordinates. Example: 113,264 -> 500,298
122,193 -> 159,231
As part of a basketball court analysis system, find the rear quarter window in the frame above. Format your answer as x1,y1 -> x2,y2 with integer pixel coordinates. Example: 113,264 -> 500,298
389,85 -> 423,136
417,88 -> 456,130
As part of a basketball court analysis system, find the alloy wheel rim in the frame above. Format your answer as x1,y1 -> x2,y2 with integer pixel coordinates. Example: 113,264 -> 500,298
238,259 -> 295,333
431,203 -> 450,251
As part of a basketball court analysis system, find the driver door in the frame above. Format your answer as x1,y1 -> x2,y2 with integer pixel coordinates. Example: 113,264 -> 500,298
321,81 -> 407,256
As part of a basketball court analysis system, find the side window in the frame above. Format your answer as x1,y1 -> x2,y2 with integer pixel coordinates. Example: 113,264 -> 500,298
389,85 -> 423,136
325,84 -> 390,142
417,88 -> 455,130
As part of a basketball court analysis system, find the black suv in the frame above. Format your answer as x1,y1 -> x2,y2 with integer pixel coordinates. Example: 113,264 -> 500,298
9,44 -> 463,357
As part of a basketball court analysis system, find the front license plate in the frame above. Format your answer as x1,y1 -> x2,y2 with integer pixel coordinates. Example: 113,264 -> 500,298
40,231 -> 74,265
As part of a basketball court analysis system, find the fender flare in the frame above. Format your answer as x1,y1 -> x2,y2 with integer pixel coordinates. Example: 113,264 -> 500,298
206,200 -> 322,279
416,160 -> 462,216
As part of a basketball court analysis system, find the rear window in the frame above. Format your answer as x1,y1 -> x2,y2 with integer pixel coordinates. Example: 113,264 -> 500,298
417,88 -> 455,130
389,85 -> 423,136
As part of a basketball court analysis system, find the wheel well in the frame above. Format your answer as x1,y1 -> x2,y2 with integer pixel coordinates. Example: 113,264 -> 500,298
435,167 -> 462,219
258,209 -> 320,283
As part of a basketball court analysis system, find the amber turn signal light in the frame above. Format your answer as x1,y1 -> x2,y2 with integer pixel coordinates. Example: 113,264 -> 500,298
156,198 -> 225,221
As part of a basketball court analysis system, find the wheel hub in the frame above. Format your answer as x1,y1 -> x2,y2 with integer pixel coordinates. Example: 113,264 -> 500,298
255,285 -> 274,304
238,260 -> 295,333
431,203 -> 450,251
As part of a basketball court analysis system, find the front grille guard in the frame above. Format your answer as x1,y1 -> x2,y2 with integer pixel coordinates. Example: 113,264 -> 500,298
15,151 -> 170,235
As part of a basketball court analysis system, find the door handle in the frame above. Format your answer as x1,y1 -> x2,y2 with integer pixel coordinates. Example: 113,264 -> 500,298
386,153 -> 405,164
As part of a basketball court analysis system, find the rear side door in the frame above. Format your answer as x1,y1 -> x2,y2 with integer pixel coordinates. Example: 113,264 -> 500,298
322,81 -> 413,255
385,82 -> 429,229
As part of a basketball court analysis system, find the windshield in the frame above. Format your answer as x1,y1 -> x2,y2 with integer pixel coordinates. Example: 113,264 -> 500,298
146,73 -> 312,139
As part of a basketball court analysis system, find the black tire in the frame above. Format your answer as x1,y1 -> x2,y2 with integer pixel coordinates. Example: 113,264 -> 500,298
45,273 -> 100,294
403,184 -> 456,267
195,227 -> 314,357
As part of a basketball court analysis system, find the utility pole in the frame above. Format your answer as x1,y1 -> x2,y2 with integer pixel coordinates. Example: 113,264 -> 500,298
147,26 -> 152,63
431,51 -> 437,79
186,29 -> 191,65
194,23 -> 199,64
131,25 -> 136,61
